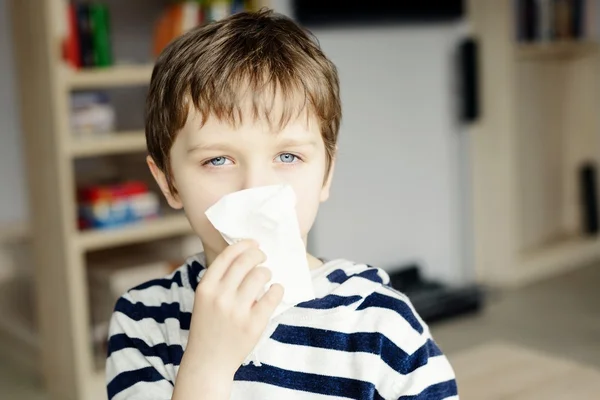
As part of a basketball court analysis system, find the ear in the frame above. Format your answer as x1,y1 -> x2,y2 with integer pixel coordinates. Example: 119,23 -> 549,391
146,155 -> 183,209
320,157 -> 336,203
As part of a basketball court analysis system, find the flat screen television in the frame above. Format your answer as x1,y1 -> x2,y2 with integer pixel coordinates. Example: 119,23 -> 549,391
293,0 -> 464,27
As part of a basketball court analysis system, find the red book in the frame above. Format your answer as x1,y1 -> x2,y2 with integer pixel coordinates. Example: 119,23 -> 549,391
64,3 -> 81,69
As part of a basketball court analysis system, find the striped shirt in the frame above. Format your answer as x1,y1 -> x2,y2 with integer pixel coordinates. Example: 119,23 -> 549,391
106,253 -> 459,399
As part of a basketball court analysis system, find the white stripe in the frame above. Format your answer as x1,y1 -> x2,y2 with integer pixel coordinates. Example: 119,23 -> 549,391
259,336 -> 399,399
106,347 -> 176,384
109,312 -> 189,348
391,355 -> 457,397
231,380 -> 345,400
373,285 -> 429,329
112,379 -> 173,400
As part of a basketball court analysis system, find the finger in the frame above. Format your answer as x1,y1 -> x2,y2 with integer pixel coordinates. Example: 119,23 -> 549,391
220,248 -> 266,291
252,283 -> 284,323
201,239 -> 258,285
237,267 -> 272,308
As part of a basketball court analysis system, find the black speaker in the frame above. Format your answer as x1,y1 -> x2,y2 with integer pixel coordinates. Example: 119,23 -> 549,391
458,37 -> 480,123
580,162 -> 599,235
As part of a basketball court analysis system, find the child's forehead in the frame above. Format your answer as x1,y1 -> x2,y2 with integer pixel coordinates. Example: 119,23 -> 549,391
184,86 -> 318,135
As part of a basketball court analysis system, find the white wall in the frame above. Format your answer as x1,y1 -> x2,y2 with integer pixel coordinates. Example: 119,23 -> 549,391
308,26 -> 471,284
0,0 -> 27,225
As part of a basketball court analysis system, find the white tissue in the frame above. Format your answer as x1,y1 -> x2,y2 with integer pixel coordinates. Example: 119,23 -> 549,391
205,184 -> 315,317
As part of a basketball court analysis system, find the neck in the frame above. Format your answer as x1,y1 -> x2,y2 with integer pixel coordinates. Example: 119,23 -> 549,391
204,247 -> 323,270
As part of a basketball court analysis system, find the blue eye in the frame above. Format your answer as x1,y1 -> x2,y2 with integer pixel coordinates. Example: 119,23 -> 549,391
208,157 -> 228,166
277,153 -> 298,163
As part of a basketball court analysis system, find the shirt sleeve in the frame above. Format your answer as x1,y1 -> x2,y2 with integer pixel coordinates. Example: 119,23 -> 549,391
371,286 -> 458,399
105,294 -> 177,400
391,332 -> 459,399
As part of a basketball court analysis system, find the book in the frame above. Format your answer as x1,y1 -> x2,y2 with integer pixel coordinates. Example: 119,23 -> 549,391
89,3 -> 113,67
153,1 -> 208,57
536,0 -> 554,41
555,0 -> 574,39
64,3 -> 82,69
516,0 -> 593,42
76,3 -> 95,67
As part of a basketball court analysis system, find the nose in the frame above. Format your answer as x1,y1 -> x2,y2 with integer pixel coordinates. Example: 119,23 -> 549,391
240,164 -> 280,190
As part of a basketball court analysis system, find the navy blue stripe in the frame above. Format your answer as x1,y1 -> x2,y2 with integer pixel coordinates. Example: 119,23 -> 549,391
272,325 -> 439,375
188,260 -> 204,291
131,270 -> 184,292
296,294 -> 362,309
398,380 -> 458,400
234,363 -> 384,400
107,333 -> 184,366
114,297 -> 192,330
327,267 -> 384,285
356,292 -> 424,334
107,366 -> 172,399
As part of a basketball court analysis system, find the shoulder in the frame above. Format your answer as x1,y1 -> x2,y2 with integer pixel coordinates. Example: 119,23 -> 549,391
106,255 -> 206,397
317,260 -> 457,397
109,254 -> 205,338
321,259 -> 428,346
328,260 -> 457,397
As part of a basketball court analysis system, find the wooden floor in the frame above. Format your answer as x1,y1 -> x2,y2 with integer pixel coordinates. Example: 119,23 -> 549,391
451,342 -> 600,399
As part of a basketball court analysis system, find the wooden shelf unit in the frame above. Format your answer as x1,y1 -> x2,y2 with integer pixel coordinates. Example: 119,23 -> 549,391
9,1 -> 203,399
468,0 -> 600,286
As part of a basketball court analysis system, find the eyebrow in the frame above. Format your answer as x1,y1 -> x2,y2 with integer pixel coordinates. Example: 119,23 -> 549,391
186,137 -> 318,155
186,143 -> 232,154
277,138 -> 319,148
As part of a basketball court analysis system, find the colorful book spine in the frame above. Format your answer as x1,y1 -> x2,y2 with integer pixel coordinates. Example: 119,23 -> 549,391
515,0 -> 592,42
76,3 -> 95,67
90,3 -> 113,67
64,3 -> 82,69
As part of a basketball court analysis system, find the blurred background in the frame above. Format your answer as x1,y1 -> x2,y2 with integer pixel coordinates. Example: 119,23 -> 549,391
1,0 -> 600,399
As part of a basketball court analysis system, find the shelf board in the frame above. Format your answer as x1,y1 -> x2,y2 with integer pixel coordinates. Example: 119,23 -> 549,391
516,41 -> 600,61
69,131 -> 147,158
0,220 -> 29,243
516,234 -> 600,286
77,214 -> 192,252
66,64 -> 154,89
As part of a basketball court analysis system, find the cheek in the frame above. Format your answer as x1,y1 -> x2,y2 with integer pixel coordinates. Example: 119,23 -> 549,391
290,179 -> 325,237
172,168 -> 230,245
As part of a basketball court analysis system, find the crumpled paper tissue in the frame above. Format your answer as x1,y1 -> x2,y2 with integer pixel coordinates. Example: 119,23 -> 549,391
205,184 -> 315,318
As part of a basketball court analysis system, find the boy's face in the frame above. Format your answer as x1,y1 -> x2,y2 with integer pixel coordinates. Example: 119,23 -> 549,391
148,106 -> 334,264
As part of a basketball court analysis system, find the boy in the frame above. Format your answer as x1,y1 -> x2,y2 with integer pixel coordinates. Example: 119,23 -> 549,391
106,9 -> 458,400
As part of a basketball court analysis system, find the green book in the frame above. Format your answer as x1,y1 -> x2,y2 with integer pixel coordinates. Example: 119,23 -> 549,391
89,3 -> 112,67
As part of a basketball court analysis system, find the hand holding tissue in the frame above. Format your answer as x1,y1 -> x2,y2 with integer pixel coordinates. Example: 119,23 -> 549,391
205,184 -> 316,317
